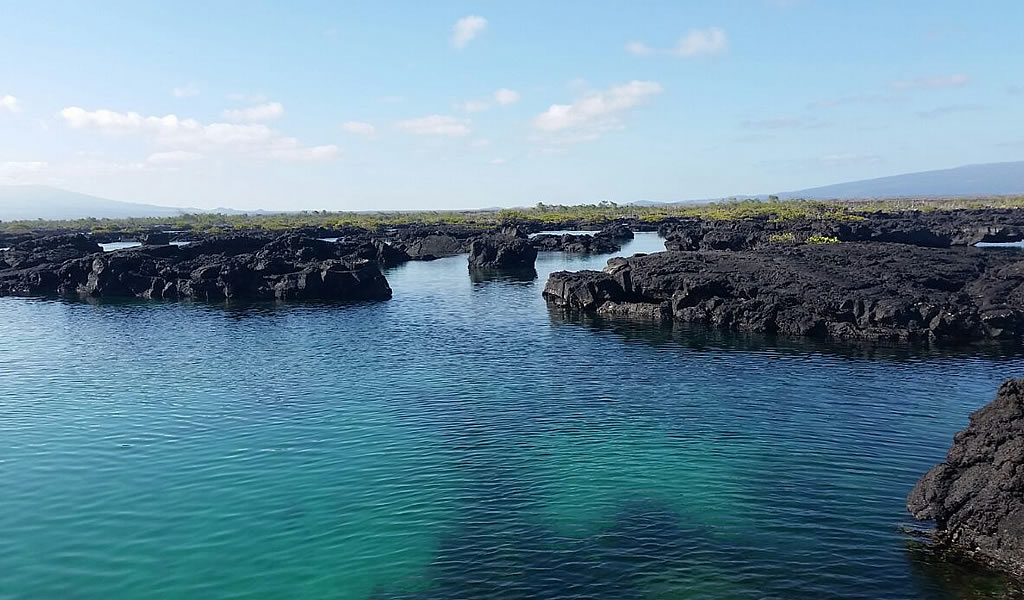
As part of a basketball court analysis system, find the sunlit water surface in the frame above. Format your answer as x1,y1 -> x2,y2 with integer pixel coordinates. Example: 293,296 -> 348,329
2,233 -> 1023,600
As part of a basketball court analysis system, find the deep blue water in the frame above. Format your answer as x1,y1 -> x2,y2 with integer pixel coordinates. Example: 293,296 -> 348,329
2,233 -> 1023,599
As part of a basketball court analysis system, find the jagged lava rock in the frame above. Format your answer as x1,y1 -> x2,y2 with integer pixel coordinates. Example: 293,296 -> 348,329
468,226 -> 538,269
543,243 -> 1024,342
0,233 -> 392,302
908,379 -> 1024,579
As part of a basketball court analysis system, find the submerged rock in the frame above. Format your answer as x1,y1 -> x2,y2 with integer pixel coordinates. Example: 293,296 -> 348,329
908,379 -> 1024,579
544,243 -> 1024,342
468,226 -> 538,269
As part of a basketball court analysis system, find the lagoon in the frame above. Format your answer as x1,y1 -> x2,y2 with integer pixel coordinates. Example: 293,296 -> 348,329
1,233 -> 1021,599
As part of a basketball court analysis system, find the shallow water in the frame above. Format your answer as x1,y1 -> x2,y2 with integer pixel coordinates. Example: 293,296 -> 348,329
99,241 -> 190,252
2,232 -> 1023,599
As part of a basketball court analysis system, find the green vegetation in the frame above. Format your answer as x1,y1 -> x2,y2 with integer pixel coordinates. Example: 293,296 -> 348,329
2,196 -> 1024,237
768,232 -> 797,244
805,234 -> 842,244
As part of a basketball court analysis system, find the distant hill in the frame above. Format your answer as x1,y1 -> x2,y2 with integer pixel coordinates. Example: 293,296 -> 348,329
0,186 -> 199,221
778,161 -> 1024,199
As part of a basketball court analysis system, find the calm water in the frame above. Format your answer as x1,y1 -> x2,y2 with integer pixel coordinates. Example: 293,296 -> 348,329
2,233 -> 1023,600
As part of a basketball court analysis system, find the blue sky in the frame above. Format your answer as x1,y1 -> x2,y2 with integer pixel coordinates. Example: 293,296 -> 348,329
0,0 -> 1022,210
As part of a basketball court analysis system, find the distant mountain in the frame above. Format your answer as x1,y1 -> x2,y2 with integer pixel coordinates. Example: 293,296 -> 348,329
0,185 -> 200,221
778,161 -> 1024,199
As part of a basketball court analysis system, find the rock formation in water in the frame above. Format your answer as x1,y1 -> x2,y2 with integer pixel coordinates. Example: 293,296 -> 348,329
390,225 -> 484,260
0,233 -> 393,301
544,243 -> 1024,342
468,226 -> 538,269
908,378 -> 1024,579
530,232 -> 623,254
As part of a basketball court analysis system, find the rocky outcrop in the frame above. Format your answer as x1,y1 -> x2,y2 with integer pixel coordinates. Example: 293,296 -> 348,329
598,223 -> 634,241
660,209 -> 1024,252
544,243 -> 1024,342
0,233 -> 392,301
389,225 -> 484,260
531,232 -> 622,254
908,379 -> 1024,579
468,226 -> 538,269
138,231 -> 170,245
0,234 -> 103,273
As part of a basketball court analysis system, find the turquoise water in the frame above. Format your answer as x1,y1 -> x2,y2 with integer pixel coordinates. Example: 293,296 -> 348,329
2,233 -> 1023,599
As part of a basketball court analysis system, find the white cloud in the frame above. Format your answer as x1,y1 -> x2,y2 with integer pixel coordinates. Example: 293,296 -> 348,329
394,115 -> 470,137
262,141 -> 339,161
469,138 -> 491,147
625,41 -> 655,56
1,95 -> 21,113
489,158 -> 506,165
147,150 -> 203,164
451,15 -> 487,49
532,80 -> 663,141
0,161 -> 46,181
493,88 -> 520,105
173,83 -> 200,98
459,100 -> 490,113
670,27 -> 728,57
626,28 -> 728,58
222,102 -> 284,122
341,121 -> 376,137
890,73 -> 969,90
59,106 -> 337,161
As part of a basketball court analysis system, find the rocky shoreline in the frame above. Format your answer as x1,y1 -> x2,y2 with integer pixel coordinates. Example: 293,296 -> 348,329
0,233 -> 394,301
908,379 -> 1024,580
544,243 -> 1024,343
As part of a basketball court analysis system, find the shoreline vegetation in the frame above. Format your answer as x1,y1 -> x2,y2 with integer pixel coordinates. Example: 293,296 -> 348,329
4,195 -> 1024,236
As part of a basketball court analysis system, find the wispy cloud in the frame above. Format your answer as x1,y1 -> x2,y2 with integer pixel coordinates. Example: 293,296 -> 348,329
451,15 -> 487,49
1,94 -> 21,113
227,92 -> 267,104
222,102 -> 284,123
740,116 -> 826,130
173,83 -> 200,98
806,93 -> 899,110
917,104 -> 984,119
820,152 -> 881,166
624,41 -> 655,56
627,28 -> 728,58
890,73 -> 969,90
341,121 -> 376,137
488,158 -> 506,165
0,161 -> 46,181
457,88 -> 521,113
458,100 -> 490,113
670,27 -> 728,57
1007,85 -> 1024,96
147,150 -> 203,164
493,88 -> 520,105
394,115 -> 470,137
532,80 -> 663,143
59,106 -> 338,161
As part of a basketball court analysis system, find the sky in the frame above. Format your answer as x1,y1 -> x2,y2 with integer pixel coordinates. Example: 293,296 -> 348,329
0,0 -> 1022,211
